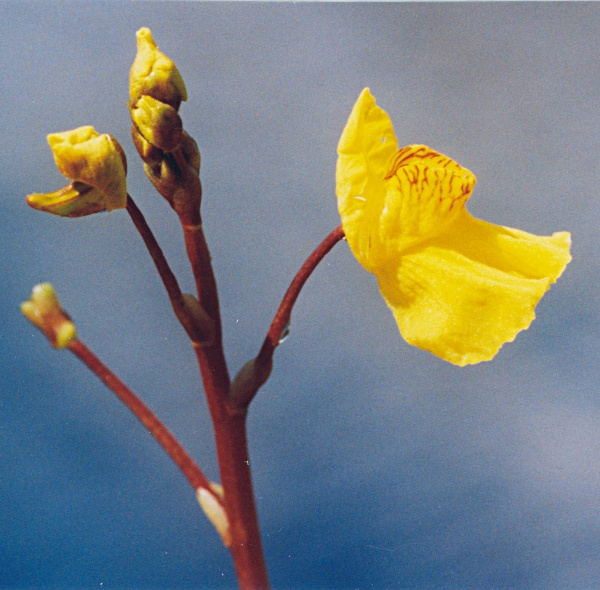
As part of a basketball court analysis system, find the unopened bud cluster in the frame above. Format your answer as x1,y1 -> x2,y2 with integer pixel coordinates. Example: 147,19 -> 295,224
24,27 -> 210,351
129,28 -> 201,214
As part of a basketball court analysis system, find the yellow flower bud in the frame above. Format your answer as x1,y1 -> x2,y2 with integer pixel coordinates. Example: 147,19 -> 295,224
130,28 -> 187,110
21,283 -> 77,349
27,127 -> 127,217
131,95 -> 183,152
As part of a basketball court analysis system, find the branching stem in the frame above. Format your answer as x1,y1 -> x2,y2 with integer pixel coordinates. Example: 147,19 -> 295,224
258,224 -> 345,368
67,338 -> 214,495
226,225 -> 346,409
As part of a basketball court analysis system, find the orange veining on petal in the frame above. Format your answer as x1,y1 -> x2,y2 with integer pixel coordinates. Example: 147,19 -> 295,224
377,145 -> 476,255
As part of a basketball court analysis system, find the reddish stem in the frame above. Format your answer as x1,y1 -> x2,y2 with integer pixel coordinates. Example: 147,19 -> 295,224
129,145 -> 269,586
126,195 -> 183,304
182,221 -> 270,589
197,377 -> 270,590
238,225 -> 345,402
67,338 -> 213,494
140,138 -> 275,587
166,168 -> 268,587
182,223 -> 229,385
259,225 -> 345,363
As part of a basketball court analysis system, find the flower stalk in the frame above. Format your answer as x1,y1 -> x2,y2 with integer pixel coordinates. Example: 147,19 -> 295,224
67,338 -> 213,493
127,27 -> 270,588
230,225 -> 346,409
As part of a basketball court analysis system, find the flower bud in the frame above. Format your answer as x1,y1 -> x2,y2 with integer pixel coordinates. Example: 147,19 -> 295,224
131,95 -> 183,152
21,283 -> 77,349
130,28 -> 187,111
229,357 -> 273,408
180,131 -> 201,174
196,485 -> 231,547
27,127 -> 127,217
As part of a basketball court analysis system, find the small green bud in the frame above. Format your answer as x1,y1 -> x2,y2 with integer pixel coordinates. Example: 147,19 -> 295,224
21,283 -> 77,349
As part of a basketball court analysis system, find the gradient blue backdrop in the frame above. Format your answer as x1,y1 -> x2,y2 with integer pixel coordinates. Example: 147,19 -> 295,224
1,3 -> 598,589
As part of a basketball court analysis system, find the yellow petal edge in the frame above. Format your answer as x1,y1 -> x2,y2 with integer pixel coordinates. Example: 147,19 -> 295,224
336,88 -> 572,366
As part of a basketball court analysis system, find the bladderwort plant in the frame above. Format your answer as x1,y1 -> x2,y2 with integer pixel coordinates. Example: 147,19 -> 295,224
22,28 -> 572,589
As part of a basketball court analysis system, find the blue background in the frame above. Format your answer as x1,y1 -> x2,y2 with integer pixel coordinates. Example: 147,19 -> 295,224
1,3 -> 598,589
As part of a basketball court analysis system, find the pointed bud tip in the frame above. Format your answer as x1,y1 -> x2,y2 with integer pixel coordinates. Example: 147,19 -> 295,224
136,27 -> 155,47
130,27 -> 187,109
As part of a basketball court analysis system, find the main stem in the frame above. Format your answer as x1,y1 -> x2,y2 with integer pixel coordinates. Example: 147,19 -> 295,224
127,135 -> 269,586
180,210 -> 269,588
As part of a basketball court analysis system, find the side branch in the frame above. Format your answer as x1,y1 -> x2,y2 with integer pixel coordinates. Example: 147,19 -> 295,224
259,224 -> 345,366
127,194 -> 183,304
126,195 -> 213,345
68,338 -> 213,495
231,225 -> 345,409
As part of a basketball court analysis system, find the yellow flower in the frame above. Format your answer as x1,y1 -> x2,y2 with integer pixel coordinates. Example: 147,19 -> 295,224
336,88 -> 572,366
130,27 -> 187,110
21,283 -> 77,349
27,126 -> 127,217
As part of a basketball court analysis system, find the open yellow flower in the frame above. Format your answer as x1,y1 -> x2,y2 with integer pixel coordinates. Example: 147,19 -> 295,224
336,88 -> 571,366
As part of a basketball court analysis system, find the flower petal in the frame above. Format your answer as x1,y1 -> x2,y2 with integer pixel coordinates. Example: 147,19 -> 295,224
336,88 -> 398,271
27,182 -> 106,218
378,145 -> 476,261
377,210 -> 571,365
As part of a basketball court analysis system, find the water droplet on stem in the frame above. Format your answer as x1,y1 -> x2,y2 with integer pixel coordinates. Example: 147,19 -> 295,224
279,320 -> 291,344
